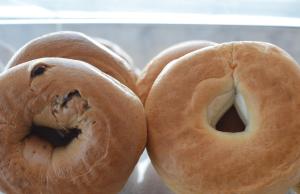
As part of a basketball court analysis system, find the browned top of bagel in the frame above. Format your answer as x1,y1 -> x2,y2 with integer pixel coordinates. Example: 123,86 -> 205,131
137,40 -> 217,104
6,31 -> 137,92
0,58 -> 146,194
95,37 -> 133,65
146,41 -> 300,194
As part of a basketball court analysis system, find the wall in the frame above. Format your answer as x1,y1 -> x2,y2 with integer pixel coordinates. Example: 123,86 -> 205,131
0,23 -> 299,68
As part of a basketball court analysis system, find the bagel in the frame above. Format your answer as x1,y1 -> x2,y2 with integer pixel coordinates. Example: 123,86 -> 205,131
0,58 -> 146,194
6,31 -> 137,92
146,41 -> 300,194
94,37 -> 133,65
94,37 -> 137,82
137,40 -> 216,104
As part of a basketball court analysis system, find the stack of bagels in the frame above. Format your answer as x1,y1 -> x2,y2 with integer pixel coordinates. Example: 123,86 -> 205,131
0,31 -> 300,194
0,31 -> 146,194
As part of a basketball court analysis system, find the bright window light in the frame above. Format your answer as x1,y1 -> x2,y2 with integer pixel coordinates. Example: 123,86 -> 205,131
0,0 -> 299,26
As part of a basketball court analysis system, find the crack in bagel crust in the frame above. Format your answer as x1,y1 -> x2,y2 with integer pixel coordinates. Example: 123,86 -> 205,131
61,90 -> 81,107
146,42 -> 300,194
27,89 -> 89,148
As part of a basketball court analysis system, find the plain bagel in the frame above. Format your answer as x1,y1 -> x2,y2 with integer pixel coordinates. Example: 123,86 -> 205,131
137,40 -> 216,104
146,41 -> 300,194
0,58 -> 146,194
94,37 -> 133,66
6,31 -> 137,92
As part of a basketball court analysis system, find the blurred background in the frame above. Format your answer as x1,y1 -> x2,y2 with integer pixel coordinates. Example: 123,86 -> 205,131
0,1 -> 299,194
0,0 -> 300,69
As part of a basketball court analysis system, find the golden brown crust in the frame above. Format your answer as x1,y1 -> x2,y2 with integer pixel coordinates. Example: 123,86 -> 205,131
0,58 -> 146,194
137,40 -> 217,104
6,31 -> 137,92
146,41 -> 300,194
94,37 -> 133,66
94,37 -> 138,83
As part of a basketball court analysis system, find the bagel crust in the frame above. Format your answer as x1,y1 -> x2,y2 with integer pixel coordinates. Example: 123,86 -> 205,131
6,31 -> 137,92
137,41 -> 217,104
0,58 -> 146,194
146,42 -> 300,194
94,37 -> 133,66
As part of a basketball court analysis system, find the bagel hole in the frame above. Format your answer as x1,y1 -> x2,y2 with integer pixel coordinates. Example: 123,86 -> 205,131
215,105 -> 245,132
27,123 -> 81,147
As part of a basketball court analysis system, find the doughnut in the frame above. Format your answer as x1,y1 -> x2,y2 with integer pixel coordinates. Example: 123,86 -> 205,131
137,40 -> 216,104
146,41 -> 300,194
6,31 -> 137,92
0,58 -> 146,193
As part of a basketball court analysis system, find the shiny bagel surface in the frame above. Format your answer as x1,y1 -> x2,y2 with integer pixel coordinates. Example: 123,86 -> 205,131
146,42 -> 300,194
137,40 -> 217,104
6,31 -> 137,92
95,37 -> 133,66
0,58 -> 146,194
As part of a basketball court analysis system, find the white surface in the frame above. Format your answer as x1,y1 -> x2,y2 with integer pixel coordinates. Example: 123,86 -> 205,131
119,151 -> 174,194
